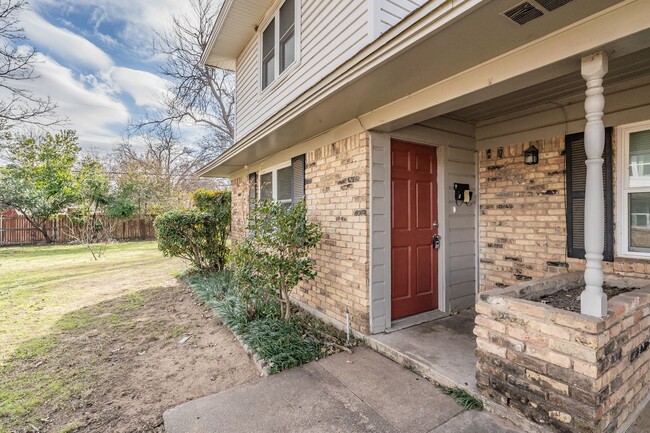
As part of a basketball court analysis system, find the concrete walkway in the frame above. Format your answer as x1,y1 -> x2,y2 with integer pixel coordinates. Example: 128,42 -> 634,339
629,400 -> 650,433
369,310 -> 478,394
164,347 -> 518,433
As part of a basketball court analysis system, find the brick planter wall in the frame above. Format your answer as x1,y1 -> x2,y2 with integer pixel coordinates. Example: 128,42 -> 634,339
475,272 -> 650,433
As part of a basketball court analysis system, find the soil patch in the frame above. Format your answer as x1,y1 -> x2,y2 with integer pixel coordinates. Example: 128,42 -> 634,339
537,284 -> 637,313
0,281 -> 259,433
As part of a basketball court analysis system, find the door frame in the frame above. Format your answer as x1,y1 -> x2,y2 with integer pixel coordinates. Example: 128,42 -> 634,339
369,132 -> 448,333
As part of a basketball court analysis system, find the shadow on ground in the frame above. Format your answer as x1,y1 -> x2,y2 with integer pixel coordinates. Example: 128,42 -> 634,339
0,282 -> 258,433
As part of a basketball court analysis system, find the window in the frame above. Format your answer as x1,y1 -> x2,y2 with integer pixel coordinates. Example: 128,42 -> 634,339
261,0 -> 297,89
618,121 -> 650,256
259,162 -> 294,206
566,129 -> 614,261
262,20 -> 276,89
250,155 -> 306,209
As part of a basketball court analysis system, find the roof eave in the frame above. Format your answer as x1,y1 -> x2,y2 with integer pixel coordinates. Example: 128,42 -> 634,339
200,0 -> 236,69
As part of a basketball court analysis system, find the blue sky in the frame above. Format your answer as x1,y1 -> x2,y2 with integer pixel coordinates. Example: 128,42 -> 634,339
18,0 -> 197,153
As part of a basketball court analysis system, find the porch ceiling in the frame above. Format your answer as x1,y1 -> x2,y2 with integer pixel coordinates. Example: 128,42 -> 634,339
446,47 -> 650,124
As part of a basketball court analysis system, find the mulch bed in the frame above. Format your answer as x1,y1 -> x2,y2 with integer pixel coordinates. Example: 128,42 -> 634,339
537,284 -> 637,313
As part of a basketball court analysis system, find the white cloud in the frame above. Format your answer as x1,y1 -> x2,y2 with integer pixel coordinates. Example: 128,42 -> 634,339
17,53 -> 130,152
95,32 -> 119,48
32,0 -> 199,51
89,7 -> 108,32
110,67 -> 170,108
21,9 -> 114,71
12,4 -> 211,154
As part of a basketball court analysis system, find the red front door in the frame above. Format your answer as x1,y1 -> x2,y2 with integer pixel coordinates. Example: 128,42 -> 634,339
391,140 -> 439,320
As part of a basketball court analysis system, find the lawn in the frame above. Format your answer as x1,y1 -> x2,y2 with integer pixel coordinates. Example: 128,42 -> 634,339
0,242 -> 258,432
0,241 -> 185,361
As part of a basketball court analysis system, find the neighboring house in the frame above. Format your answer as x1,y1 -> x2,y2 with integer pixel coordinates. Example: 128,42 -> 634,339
199,1 -> 650,431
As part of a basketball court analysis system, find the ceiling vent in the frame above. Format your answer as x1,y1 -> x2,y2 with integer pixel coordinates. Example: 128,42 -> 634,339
504,2 -> 544,25
535,0 -> 573,12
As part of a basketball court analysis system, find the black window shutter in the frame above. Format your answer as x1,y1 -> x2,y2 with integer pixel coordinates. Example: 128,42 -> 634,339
291,154 -> 306,205
566,128 -> 614,261
248,172 -> 257,212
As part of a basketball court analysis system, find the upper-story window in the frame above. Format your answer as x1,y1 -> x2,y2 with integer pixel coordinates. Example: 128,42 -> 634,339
261,0 -> 297,89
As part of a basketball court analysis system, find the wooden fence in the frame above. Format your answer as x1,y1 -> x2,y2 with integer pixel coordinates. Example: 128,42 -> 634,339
0,214 -> 156,246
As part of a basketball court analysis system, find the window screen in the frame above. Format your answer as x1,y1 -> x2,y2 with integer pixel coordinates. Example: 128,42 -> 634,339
262,18 -> 275,88
260,172 -> 273,200
279,0 -> 295,73
276,166 -> 293,202
566,128 -> 614,261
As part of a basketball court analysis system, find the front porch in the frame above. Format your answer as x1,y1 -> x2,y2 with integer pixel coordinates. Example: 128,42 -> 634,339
368,310 -> 478,394
365,29 -> 650,433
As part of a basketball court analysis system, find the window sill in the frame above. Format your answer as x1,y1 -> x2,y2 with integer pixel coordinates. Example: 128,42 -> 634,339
260,60 -> 301,96
616,252 -> 650,261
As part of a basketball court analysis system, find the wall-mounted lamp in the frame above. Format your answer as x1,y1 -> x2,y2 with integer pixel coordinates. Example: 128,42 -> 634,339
524,145 -> 539,165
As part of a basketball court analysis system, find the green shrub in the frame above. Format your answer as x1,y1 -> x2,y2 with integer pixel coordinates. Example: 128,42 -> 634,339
231,200 -> 321,320
192,189 -> 231,215
154,190 -> 231,271
186,271 -> 350,374
154,211 -> 223,270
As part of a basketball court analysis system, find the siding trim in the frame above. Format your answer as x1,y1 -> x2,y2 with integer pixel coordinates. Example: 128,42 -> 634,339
369,132 -> 392,333
437,145 -> 448,312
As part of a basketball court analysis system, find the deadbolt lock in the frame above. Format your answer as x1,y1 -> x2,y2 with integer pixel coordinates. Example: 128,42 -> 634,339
433,234 -> 441,250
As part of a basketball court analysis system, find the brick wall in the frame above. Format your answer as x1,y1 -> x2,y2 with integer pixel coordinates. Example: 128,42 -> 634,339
479,134 -> 650,292
479,138 -> 567,291
228,133 -> 371,333
230,175 -> 250,243
296,133 -> 371,333
475,273 -> 650,433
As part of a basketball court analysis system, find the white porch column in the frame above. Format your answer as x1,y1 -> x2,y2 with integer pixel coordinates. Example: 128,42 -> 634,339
580,52 -> 608,317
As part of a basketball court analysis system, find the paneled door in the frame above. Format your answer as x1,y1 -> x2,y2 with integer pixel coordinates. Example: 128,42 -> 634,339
391,140 -> 439,319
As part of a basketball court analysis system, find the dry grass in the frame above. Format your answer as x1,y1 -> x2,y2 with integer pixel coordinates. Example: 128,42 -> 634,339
0,241 -> 186,361
0,242 -> 258,433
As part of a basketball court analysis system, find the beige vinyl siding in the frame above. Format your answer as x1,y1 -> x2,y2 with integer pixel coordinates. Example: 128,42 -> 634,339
378,0 -> 427,35
235,0 -> 370,141
234,37 -> 259,139
444,146 -> 477,311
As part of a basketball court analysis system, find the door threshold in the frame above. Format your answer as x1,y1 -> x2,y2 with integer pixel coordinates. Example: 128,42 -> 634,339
387,310 -> 451,333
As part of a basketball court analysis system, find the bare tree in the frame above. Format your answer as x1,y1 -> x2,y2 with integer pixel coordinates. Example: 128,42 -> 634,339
134,0 -> 234,161
0,0 -> 58,128
115,125 -> 222,213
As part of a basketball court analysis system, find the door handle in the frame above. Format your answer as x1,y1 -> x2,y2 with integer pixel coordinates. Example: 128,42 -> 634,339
432,234 -> 441,250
